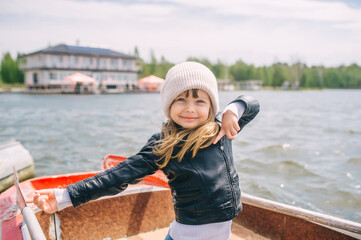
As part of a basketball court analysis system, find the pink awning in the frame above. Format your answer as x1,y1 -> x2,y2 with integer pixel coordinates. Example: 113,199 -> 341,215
63,73 -> 96,86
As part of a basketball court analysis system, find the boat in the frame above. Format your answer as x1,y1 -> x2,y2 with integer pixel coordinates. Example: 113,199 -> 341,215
1,155 -> 360,240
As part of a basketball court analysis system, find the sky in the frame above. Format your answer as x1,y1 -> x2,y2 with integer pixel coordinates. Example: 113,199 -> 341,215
0,0 -> 361,67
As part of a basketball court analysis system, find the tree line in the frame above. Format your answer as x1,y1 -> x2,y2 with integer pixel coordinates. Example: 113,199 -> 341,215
138,53 -> 361,89
0,53 -> 24,85
1,50 -> 361,89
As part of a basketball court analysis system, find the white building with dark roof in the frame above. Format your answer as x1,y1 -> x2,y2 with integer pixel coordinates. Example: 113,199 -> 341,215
20,44 -> 138,93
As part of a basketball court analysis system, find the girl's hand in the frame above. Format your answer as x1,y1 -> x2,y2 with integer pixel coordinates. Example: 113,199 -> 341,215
213,110 -> 240,144
33,189 -> 58,214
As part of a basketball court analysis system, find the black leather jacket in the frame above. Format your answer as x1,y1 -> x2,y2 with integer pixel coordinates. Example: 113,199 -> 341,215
67,95 -> 260,225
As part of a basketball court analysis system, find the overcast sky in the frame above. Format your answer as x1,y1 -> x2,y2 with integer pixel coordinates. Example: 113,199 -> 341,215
1,0 -> 360,67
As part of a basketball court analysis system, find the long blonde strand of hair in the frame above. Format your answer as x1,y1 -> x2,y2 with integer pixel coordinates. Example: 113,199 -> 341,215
153,108 -> 219,168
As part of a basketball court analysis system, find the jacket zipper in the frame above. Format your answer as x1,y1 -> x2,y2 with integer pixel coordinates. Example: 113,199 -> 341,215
219,138 -> 237,215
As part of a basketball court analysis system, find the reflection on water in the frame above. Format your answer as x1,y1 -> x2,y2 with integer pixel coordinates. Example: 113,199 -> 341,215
1,90 -> 360,222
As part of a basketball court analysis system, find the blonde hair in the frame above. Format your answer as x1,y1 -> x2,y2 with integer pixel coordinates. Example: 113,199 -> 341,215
153,90 -> 219,168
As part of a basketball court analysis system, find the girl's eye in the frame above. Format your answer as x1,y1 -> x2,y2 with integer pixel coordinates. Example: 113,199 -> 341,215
177,98 -> 186,102
196,100 -> 205,104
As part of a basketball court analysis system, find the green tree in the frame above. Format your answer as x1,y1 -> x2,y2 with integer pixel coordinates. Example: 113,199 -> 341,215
229,60 -> 249,81
186,57 -> 213,70
270,63 -> 288,87
290,62 -> 304,87
212,60 -> 227,79
0,52 -> 24,84
149,50 -> 157,75
346,64 -> 361,88
259,66 -> 271,86
323,68 -> 341,88
186,57 -> 228,79
154,56 -> 173,79
138,50 -> 174,79
138,50 -> 155,78
303,66 -> 323,88
133,46 -> 143,72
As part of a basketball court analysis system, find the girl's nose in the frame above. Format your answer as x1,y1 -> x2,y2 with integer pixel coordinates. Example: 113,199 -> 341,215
185,102 -> 195,112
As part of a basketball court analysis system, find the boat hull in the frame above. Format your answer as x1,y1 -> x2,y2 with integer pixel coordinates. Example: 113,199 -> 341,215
1,156 -> 360,240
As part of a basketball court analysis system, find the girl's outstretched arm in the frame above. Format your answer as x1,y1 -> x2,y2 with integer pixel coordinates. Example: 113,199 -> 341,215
67,134 -> 160,208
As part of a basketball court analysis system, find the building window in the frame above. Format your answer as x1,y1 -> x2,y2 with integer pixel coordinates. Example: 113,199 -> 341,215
52,56 -> 63,65
111,59 -> 118,68
100,74 -> 107,81
49,72 -> 57,80
52,56 -> 56,66
99,59 -> 106,68
83,58 -> 93,66
123,61 -> 132,68
33,73 -> 38,84
39,56 -> 44,65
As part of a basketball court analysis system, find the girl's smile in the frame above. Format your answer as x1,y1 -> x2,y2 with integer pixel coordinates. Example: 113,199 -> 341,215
170,89 -> 211,129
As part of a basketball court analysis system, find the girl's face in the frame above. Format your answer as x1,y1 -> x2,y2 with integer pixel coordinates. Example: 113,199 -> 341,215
170,89 -> 211,129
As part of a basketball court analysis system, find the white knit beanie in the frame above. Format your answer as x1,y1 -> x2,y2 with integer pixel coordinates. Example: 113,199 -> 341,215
161,61 -> 219,118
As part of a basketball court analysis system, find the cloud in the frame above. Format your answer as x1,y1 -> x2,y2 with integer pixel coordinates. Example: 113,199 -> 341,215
4,0 -> 359,26
172,0 -> 361,28
0,0 -> 360,66
0,0 -> 175,21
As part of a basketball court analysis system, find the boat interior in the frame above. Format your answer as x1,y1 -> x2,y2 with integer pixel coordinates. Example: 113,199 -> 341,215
32,184 -> 358,240
2,169 -> 360,240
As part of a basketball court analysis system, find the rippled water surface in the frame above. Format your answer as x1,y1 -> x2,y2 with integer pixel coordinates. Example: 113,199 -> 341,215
1,90 -> 360,222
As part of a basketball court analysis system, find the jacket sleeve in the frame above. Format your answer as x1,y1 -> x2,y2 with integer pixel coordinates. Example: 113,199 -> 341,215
228,95 -> 260,132
67,134 -> 160,207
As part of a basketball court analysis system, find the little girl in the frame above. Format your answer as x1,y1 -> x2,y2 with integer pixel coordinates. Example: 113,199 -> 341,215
33,62 -> 260,240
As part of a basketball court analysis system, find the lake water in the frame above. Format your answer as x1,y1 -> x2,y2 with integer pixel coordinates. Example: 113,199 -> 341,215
0,90 -> 360,223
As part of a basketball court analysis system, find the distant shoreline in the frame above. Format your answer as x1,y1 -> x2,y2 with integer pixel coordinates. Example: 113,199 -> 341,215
1,83 -> 360,94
